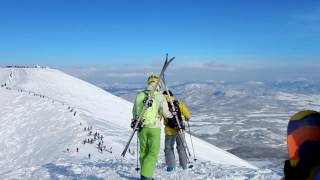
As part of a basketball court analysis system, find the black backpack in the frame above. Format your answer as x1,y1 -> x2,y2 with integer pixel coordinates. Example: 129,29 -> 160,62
167,100 -> 185,130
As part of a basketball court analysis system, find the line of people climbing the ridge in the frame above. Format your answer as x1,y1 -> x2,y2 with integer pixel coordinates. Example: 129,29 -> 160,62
4,65 -> 49,69
82,126 -> 113,154
66,147 -> 79,153
64,123 -> 113,160
0,81 -> 78,117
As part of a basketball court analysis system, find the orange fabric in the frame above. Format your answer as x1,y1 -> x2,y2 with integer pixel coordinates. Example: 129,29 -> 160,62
287,126 -> 320,160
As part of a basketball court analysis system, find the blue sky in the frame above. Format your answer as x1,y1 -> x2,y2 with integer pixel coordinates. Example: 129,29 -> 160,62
0,0 -> 319,82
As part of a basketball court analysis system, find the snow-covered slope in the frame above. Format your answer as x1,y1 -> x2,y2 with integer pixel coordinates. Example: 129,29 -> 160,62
0,67 -> 278,179
5,67 -> 132,128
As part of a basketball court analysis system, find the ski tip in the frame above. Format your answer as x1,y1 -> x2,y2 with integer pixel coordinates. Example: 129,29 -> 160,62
188,165 -> 194,169
168,57 -> 175,63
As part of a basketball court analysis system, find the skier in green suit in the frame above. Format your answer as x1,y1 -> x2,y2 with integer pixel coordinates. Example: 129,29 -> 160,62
132,75 -> 173,180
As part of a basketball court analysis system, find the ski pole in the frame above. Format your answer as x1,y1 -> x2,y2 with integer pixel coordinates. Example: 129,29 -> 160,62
178,129 -> 192,157
162,77 -> 192,158
187,121 -> 197,161
177,133 -> 191,162
135,134 -> 140,171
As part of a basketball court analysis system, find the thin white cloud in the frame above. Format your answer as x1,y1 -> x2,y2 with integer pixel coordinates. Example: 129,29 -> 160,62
61,62 -> 239,84
176,62 -> 236,71
61,59 -> 320,84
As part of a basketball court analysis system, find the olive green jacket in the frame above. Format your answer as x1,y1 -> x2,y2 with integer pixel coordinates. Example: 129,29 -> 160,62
132,83 -> 172,128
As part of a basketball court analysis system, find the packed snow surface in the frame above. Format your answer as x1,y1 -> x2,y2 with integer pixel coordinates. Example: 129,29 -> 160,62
0,68 -> 279,179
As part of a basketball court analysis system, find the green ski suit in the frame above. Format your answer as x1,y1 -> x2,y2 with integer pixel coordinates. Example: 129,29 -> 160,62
132,83 -> 172,178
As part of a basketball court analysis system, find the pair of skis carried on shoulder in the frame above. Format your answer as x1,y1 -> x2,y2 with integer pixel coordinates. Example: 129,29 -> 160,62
121,54 -> 174,157
120,54 -> 196,168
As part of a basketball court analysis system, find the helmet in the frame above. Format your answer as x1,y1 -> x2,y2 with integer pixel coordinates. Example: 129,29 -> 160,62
147,75 -> 159,85
285,110 -> 320,179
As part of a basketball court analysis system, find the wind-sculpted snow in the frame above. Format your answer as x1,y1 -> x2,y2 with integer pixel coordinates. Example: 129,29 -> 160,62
0,68 -> 263,179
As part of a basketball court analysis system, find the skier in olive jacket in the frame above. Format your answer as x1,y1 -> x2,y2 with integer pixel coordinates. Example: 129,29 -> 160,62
132,75 -> 173,180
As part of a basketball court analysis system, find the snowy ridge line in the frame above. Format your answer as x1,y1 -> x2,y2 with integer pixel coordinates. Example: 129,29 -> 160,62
6,68 -> 140,131
2,69 -> 77,110
0,82 -> 80,118
1,69 -> 93,117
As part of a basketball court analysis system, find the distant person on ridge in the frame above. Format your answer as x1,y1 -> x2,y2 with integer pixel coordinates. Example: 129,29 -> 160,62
132,75 -> 173,180
162,90 -> 191,171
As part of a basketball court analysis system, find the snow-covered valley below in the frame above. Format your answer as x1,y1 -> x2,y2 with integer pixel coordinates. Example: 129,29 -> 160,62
0,67 -> 280,179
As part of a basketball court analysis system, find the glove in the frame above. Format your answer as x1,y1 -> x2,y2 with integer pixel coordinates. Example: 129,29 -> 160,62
170,109 -> 178,116
130,120 -> 136,129
131,119 -> 143,131
179,122 -> 186,130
